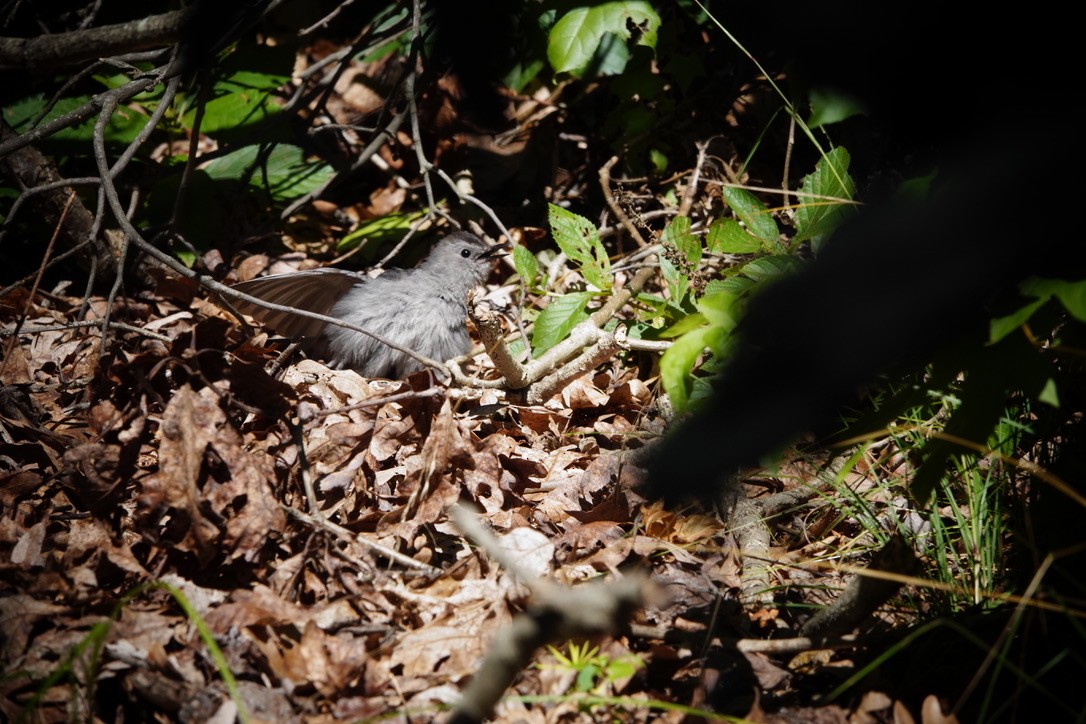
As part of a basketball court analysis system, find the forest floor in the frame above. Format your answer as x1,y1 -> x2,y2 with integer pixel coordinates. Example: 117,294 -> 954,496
1,9 -> 1040,723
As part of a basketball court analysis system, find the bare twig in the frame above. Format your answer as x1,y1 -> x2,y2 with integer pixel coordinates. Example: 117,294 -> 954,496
0,190 -> 71,378
280,109 -> 408,219
448,505 -> 645,724
599,156 -> 649,247
1,319 -> 172,343
0,73 -> 160,159
283,505 -> 441,576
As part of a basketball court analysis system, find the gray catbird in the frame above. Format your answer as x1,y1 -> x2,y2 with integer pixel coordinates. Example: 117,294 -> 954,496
231,231 -> 500,378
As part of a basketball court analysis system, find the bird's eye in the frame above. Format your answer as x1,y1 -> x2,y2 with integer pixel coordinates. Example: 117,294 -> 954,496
460,248 -> 472,258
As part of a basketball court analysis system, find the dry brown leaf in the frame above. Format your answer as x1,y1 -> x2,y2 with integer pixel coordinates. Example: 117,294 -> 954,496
391,624 -> 485,679
137,385 -> 284,563
561,374 -> 611,409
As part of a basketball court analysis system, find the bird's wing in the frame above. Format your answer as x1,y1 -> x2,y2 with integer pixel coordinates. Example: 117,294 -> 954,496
230,268 -> 363,339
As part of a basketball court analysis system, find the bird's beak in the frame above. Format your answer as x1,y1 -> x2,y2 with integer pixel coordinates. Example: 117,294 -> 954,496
480,243 -> 508,259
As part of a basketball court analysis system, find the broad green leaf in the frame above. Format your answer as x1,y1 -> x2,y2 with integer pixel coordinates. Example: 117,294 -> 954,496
707,218 -> 761,253
660,325 -> 726,413
183,79 -> 282,137
659,312 -> 707,339
662,215 -> 701,266
3,94 -> 150,145
1038,378 -> 1060,407
806,87 -> 867,129
794,146 -> 856,244
504,58 -> 548,93
547,2 -> 661,78
547,204 -> 612,290
739,255 -> 801,283
657,253 -> 688,305
990,278 -> 1086,342
989,297 -> 1047,343
513,244 -> 540,287
696,291 -> 737,329
1022,277 -> 1086,321
336,210 -> 426,254
532,292 -> 593,355
897,169 -> 938,198
720,187 -> 779,249
203,144 -> 333,202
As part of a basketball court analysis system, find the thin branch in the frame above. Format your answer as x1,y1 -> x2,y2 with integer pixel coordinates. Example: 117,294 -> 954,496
599,156 -> 649,247
0,319 -> 172,343
0,74 -> 160,159
279,109 -> 408,219
0,190 -> 71,378
448,504 -> 645,724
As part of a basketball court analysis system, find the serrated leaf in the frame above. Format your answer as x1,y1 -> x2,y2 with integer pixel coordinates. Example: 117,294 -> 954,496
720,187 -> 780,249
662,215 -> 702,266
657,254 -> 688,305
532,292 -> 593,356
739,255 -> 802,283
794,146 -> 856,243
513,244 -> 539,287
547,1 -> 661,78
547,204 -> 612,290
707,218 -> 762,253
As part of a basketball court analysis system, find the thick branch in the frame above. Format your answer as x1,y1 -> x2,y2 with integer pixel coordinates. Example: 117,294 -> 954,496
0,11 -> 187,69
0,118 -> 113,278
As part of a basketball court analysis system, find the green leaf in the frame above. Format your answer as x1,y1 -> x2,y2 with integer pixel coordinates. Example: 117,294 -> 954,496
806,87 -> 867,128
660,325 -> 726,413
3,94 -> 150,145
649,148 -> 668,174
532,292 -> 593,356
1038,378 -> 1060,407
575,665 -> 600,692
794,146 -> 856,244
659,312 -> 708,339
989,297 -> 1047,343
504,58 -> 548,93
1022,277 -> 1086,321
657,253 -> 688,305
336,210 -> 427,254
202,144 -> 333,202
662,215 -> 702,266
547,1 -> 661,78
990,278 -> 1086,342
547,204 -> 612,290
513,243 -> 540,287
183,79 -> 283,138
707,218 -> 762,253
696,291 -> 737,329
720,187 -> 779,249
739,255 -> 802,283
